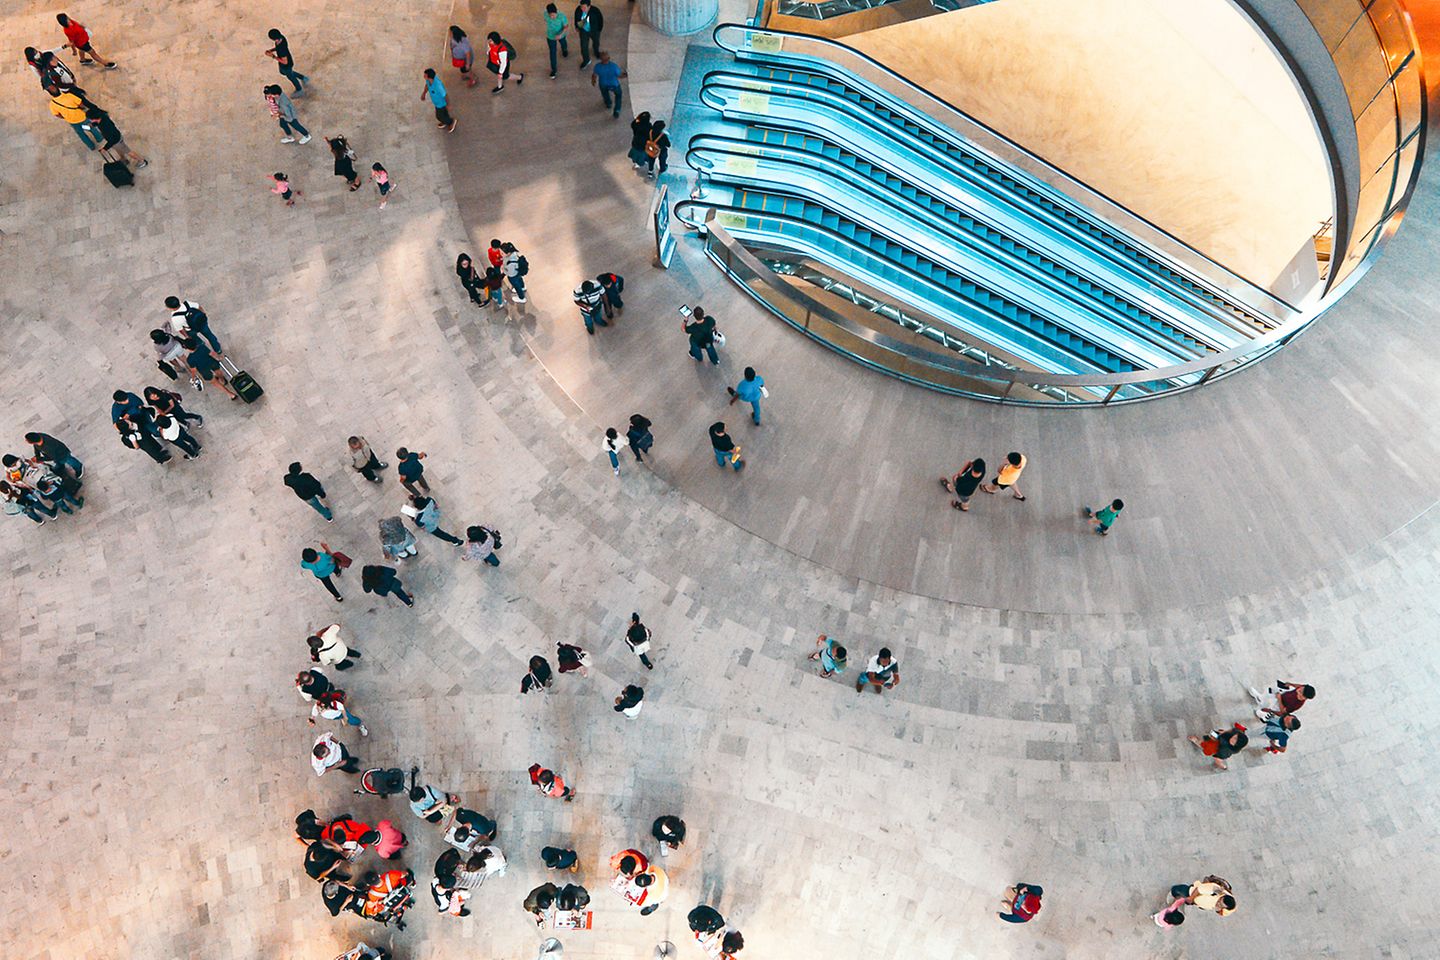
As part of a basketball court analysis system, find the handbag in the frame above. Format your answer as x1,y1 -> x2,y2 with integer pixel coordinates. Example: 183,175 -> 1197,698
332,551 -> 353,570
760,385 -> 769,398
190,376 -> 204,391
712,330 -> 726,348
157,359 -> 178,380
730,445 -> 742,463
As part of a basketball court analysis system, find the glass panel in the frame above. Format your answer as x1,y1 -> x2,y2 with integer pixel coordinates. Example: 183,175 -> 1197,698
1353,90 -> 1401,180
1331,15 -> 1394,119
1366,0 -> 1417,74
1393,63 -> 1423,139
1293,0 -> 1366,52
1389,133 -> 1421,216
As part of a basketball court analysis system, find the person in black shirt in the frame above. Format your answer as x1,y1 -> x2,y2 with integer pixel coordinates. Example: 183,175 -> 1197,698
652,815 -> 686,857
625,612 -> 654,670
362,564 -> 414,607
708,421 -> 743,472
284,462 -> 333,521
455,253 -> 485,306
628,111 -> 651,168
625,414 -> 653,463
573,1 -> 604,68
688,904 -> 725,935
265,28 -> 309,94
685,307 -> 718,364
83,104 -> 146,167
643,119 -> 669,178
25,431 -> 83,479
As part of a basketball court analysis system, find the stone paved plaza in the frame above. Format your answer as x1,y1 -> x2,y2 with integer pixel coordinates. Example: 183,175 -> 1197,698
3,2 -> 1439,959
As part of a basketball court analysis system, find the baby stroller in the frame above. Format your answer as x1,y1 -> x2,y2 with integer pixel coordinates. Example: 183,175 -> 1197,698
355,767 -> 407,798
362,869 -> 415,930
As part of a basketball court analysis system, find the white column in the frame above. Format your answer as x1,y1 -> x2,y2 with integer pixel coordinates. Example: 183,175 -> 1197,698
639,0 -> 719,36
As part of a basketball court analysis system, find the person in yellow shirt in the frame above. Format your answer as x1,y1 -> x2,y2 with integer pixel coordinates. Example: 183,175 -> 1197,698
633,864 -> 668,915
982,451 -> 1027,501
49,88 -> 96,149
1170,875 -> 1236,916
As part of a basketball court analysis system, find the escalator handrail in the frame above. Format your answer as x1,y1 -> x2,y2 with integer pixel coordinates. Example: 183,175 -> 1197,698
686,141 -> 1210,366
688,133 -> 1225,359
698,71 -> 1272,340
711,22 -> 1303,320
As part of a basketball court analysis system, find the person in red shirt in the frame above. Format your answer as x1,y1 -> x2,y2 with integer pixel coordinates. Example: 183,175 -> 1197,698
1249,680 -> 1315,721
57,13 -> 116,69
998,882 -> 1042,923
485,32 -> 524,93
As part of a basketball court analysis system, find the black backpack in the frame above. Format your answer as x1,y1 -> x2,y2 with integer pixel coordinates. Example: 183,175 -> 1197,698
515,255 -> 529,277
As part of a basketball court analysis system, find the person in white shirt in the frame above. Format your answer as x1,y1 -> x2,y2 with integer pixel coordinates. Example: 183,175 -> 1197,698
163,295 -> 224,356
855,648 -> 900,694
604,427 -> 621,476
311,732 -> 360,776
308,623 -> 362,670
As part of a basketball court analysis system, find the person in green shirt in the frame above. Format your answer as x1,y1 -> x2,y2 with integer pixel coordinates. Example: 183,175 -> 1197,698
1083,498 -> 1124,535
543,4 -> 569,78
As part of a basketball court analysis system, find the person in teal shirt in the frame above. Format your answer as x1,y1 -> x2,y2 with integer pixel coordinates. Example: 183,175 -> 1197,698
301,545 -> 344,600
727,366 -> 766,424
1084,498 -> 1124,536
422,68 -> 456,132
544,3 -> 569,78
809,634 -> 847,678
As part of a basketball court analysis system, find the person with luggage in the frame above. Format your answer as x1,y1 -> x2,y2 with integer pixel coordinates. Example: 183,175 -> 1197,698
642,120 -> 669,178
347,436 -> 387,483
596,271 -> 624,318
573,280 -> 606,334
327,136 -> 362,191
263,84 -> 311,143
154,414 -> 202,460
625,612 -> 655,669
461,524 -> 502,567
57,13 -> 117,69
543,4 -> 569,78
182,337 -> 240,399
626,414 -> 653,463
83,104 -> 147,168
997,882 -> 1043,923
486,32 -> 524,92
301,544 -> 346,601
574,1 -> 604,68
269,171 -> 303,208
285,463 -> 334,521
264,28 -> 309,95
361,563 -> 415,607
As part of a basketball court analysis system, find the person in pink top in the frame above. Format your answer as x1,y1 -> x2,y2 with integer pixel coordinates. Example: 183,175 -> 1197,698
270,171 -> 302,207
370,162 -> 394,209
529,763 -> 574,801
1152,896 -> 1186,928
373,819 -> 407,859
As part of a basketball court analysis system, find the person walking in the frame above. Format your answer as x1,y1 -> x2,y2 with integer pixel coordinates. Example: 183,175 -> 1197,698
574,1 -> 604,68
573,280 -> 606,333
1083,499 -> 1124,535
556,641 -> 591,677
1187,723 -> 1248,771
422,69 -> 457,132
502,243 -> 528,302
264,84 -> 311,143
809,634 -> 847,678
1248,679 -> 1315,721
379,516 -> 419,562
183,338 -> 240,399
643,120 -> 670,178
144,386 -> 204,430
596,272 -> 624,319
408,495 -> 464,545
83,104 -> 147,168
997,883 -> 1042,923
726,367 -> 766,425
486,32 -> 524,92
309,688 -> 369,737
462,524 -> 502,567
446,25 -> 478,88
370,162 -> 394,209
116,415 -> 170,465
940,459 -> 986,512
295,668 -> 333,703
981,452 -> 1027,501
543,4 -> 570,77
165,297 -> 223,356
57,13 -> 116,69
708,422 -> 744,471
327,136 -> 362,191
268,171 -> 303,208
456,253 -> 486,306
529,764 -> 575,801
48,86 -> 95,150
625,612 -> 655,669
542,846 -> 580,871
27,48 -> 77,91
362,563 -> 414,606
684,307 -> 719,364
308,623 -> 361,670
522,655 -> 555,695
154,414 -> 201,460
604,428 -> 621,477
301,544 -> 347,601
285,462 -> 334,521
652,816 -> 685,857
1262,713 -> 1301,755
590,51 -> 625,119
311,732 -> 361,776
628,112 -> 652,169
626,414 -> 653,463
1152,896 -> 1187,928
348,436 -> 387,482
395,448 -> 430,495
265,29 -> 309,94
613,683 -> 644,719
1171,876 -> 1237,917
855,648 -> 901,694
25,432 -> 82,480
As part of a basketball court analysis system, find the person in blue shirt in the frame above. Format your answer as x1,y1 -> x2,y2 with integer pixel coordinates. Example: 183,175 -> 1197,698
422,68 -> 456,132
589,51 -> 626,119
110,389 -> 147,426
301,545 -> 344,601
727,367 -> 766,424
1263,714 -> 1300,754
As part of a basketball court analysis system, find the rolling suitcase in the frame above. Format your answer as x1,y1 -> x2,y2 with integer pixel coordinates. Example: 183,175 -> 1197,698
219,355 -> 264,404
99,148 -> 134,188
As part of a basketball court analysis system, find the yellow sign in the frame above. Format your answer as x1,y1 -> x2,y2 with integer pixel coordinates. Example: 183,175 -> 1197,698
726,157 -> 758,176
737,92 -> 771,113
749,33 -> 782,53
718,213 -> 750,230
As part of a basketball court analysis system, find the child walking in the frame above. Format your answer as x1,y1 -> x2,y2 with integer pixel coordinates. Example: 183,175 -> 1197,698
370,162 -> 394,209
604,428 -> 621,476
1083,499 -> 1123,535
270,171 -> 302,207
